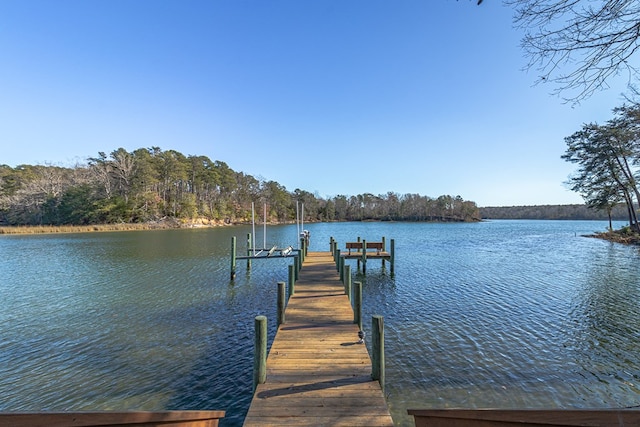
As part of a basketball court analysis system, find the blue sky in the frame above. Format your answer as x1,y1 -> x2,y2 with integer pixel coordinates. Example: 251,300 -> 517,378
0,1 -> 632,207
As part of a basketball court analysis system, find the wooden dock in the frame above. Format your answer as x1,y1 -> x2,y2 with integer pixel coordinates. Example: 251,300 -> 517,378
243,251 -> 394,427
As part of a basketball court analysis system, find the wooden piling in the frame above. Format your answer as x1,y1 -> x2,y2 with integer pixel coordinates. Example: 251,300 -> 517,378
294,255 -> 299,281
300,237 -> 306,263
339,254 -> 344,282
361,239 -> 367,274
277,282 -> 285,326
381,236 -> 386,267
335,248 -> 341,271
247,233 -> 252,270
390,238 -> 395,274
230,236 -> 236,280
288,264 -> 295,297
253,315 -> 267,390
354,281 -> 362,330
344,264 -> 352,301
372,315 -> 385,392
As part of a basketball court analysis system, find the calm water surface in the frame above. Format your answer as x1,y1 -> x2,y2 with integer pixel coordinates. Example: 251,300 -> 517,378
1,220 -> 639,426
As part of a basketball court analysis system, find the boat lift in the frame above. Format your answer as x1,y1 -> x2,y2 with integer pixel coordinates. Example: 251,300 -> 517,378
230,202 -> 310,280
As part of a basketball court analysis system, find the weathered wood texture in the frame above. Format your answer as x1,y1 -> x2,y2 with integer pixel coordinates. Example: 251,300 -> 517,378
0,410 -> 225,427
409,409 -> 640,427
243,252 -> 393,427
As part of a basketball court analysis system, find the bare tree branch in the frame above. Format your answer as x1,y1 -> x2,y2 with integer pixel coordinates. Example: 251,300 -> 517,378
505,0 -> 640,103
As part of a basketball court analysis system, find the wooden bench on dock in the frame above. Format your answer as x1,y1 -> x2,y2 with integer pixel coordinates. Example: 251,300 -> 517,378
345,241 -> 384,255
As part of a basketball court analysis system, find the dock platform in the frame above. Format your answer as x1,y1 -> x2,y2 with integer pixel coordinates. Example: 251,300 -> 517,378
243,251 -> 393,427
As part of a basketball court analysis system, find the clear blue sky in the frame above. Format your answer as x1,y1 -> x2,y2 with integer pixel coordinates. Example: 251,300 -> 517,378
0,1 -> 632,207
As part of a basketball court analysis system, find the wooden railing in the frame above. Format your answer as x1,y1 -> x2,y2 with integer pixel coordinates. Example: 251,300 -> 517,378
409,408 -> 640,427
0,410 -> 225,427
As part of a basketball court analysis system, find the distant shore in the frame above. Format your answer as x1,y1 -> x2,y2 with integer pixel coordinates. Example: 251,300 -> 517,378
0,218 -> 232,235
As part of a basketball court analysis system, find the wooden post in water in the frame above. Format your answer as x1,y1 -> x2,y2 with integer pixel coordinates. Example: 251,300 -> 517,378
230,236 -> 237,280
330,237 -> 335,258
246,233 -> 252,270
339,255 -> 344,282
294,255 -> 300,281
277,282 -> 286,326
390,239 -> 395,274
288,264 -> 295,298
344,264 -> 352,301
253,315 -> 267,390
357,237 -> 361,272
372,315 -> 385,392
354,281 -> 362,330
381,236 -> 386,268
335,249 -> 341,271
300,237 -> 305,263
361,239 -> 367,274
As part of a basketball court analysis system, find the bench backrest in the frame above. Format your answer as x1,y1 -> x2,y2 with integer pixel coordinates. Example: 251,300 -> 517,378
345,242 -> 383,250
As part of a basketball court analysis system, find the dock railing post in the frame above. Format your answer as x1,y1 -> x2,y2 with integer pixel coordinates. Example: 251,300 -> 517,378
390,239 -> 395,275
335,249 -> 341,271
344,264 -> 352,300
300,237 -> 305,263
339,255 -> 344,282
361,239 -> 367,274
247,233 -> 252,270
294,255 -> 299,281
354,281 -> 362,330
277,282 -> 286,326
288,264 -> 295,298
230,236 -> 237,280
372,315 -> 385,392
253,315 -> 267,391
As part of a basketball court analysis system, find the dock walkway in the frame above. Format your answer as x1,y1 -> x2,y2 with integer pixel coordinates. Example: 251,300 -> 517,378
243,251 -> 394,427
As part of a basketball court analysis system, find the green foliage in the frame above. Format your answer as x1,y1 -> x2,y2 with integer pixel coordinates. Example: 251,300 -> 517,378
0,147 -> 481,226
562,104 -> 640,231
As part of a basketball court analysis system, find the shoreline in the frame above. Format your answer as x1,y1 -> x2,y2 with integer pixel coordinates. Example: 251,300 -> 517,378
587,230 -> 640,245
0,218 -> 234,235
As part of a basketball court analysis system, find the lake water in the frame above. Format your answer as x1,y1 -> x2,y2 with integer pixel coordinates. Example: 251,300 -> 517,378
1,220 -> 639,426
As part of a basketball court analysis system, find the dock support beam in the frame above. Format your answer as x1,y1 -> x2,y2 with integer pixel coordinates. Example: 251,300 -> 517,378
277,282 -> 286,326
354,281 -> 362,330
253,315 -> 267,390
372,315 -> 385,392
230,236 -> 236,280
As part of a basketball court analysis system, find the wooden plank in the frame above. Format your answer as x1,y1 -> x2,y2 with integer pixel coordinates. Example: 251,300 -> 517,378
243,252 -> 393,427
408,409 -> 640,427
0,411 -> 225,427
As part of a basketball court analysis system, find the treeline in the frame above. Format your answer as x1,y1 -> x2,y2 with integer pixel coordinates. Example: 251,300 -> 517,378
0,147 -> 481,226
480,204 -> 629,221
